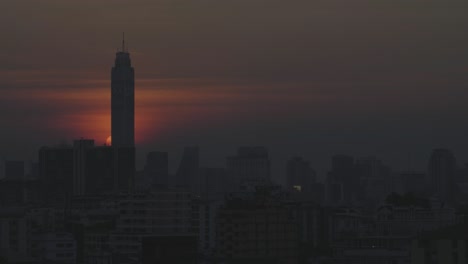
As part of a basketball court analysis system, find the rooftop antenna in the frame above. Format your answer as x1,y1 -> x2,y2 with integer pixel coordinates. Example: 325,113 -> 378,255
122,32 -> 125,52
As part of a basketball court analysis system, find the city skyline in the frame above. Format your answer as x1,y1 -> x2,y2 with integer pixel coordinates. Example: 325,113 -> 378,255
2,2 -> 468,262
1,1 -> 468,179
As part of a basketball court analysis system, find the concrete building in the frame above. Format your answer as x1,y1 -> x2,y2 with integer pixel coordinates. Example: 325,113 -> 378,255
215,187 -> 298,263
175,146 -> 199,191
428,148 -> 457,204
226,146 -> 270,190
286,156 -> 316,194
144,151 -> 169,189
73,139 -> 95,196
39,145 -> 74,206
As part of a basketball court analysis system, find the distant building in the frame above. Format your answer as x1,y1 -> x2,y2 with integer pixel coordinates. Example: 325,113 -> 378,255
226,146 -> 270,190
0,178 -> 40,206
176,146 -> 199,191
286,156 -> 315,193
198,167 -> 226,200
144,151 -> 169,189
355,156 -> 391,205
428,148 -> 457,203
40,139 -> 133,203
39,145 -> 74,205
73,139 -> 95,196
326,155 -> 355,205
399,171 -> 427,196
86,145 -> 118,195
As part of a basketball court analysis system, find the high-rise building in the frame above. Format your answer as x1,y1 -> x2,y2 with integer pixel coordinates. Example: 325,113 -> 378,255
39,145 -> 74,205
226,146 -> 270,190
286,156 -> 315,193
73,139 -> 94,196
428,148 -> 457,203
176,147 -> 199,191
110,36 -> 136,192
355,156 -> 390,204
111,35 -> 134,148
326,155 -> 355,205
144,151 -> 169,189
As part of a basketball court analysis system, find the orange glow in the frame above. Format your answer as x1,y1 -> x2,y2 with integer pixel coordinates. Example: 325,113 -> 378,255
4,75 -> 317,146
106,136 -> 112,146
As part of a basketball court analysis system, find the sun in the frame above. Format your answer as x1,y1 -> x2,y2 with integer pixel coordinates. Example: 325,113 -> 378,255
106,136 -> 112,146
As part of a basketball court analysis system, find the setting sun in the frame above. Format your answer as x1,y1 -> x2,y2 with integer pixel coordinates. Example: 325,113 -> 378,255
106,136 -> 112,146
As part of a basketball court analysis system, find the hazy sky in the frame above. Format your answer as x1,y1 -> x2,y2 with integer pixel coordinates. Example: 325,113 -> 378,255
1,0 -> 468,181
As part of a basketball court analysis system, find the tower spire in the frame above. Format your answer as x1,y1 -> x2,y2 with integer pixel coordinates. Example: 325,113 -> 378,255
122,32 -> 125,52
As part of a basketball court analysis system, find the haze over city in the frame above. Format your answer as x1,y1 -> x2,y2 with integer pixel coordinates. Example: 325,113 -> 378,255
1,0 -> 468,179
3,1 -> 468,264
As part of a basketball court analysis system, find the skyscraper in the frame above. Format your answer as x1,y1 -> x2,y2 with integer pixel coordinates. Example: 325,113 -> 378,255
110,35 -> 136,192
111,35 -> 135,148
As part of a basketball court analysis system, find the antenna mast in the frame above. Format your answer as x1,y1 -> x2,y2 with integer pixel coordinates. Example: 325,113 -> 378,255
122,32 -> 125,52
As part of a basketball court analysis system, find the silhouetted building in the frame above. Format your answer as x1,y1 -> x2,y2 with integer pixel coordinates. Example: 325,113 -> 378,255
428,148 -> 457,203
0,179 -> 40,206
85,146 -> 116,195
144,151 -> 169,189
113,146 -> 135,192
111,36 -> 135,148
73,139 -> 95,196
356,157 -> 390,204
399,171 -> 427,196
198,167 -> 226,200
109,37 -> 136,195
326,155 -> 356,205
287,156 -> 315,193
226,146 -> 270,190
176,146 -> 199,191
39,145 -> 74,205
40,139 -> 134,199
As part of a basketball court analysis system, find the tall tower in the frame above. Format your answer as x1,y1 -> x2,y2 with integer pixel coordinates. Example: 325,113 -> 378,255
111,34 -> 135,147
